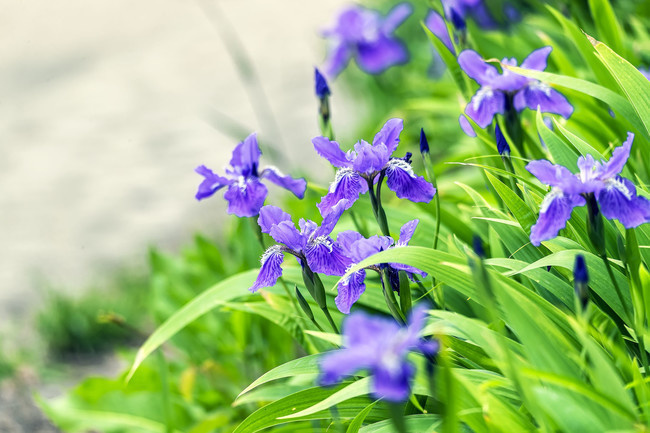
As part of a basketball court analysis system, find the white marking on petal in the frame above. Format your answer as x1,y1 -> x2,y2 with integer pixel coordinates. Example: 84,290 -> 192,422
387,159 -> 415,177
330,167 -> 356,193
605,178 -> 632,200
528,80 -> 552,97
260,245 -> 283,265
540,187 -> 563,214
309,236 -> 334,253
472,86 -> 494,111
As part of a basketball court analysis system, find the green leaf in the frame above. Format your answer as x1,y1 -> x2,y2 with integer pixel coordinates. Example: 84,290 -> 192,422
593,39 -> 650,147
279,378 -> 371,419
358,414 -> 441,433
127,269 -> 258,381
485,171 -> 537,232
346,401 -> 379,433
237,354 -> 322,398
231,386 -> 381,433
588,0 -> 626,59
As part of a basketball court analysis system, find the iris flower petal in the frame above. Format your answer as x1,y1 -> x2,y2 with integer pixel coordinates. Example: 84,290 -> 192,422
250,246 -> 285,292
260,167 -> 306,198
223,178 -> 268,218
385,159 -> 436,203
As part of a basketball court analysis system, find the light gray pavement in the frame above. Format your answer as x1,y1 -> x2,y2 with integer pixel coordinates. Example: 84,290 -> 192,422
0,0 -> 358,332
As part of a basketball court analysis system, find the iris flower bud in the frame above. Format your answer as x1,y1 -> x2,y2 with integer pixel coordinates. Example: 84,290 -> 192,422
573,254 -> 589,310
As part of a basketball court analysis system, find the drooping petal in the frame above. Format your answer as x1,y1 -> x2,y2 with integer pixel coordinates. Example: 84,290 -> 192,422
526,159 -> 584,194
319,345 -> 375,386
318,168 -> 365,216
269,220 -> 304,251
597,177 -> 650,228
458,50 -> 500,86
257,205 -> 292,233
515,83 -> 573,118
385,159 -> 437,203
351,235 -> 394,261
337,230 -> 366,254
229,133 -> 262,177
345,312 -> 400,347
425,10 -> 454,53
305,237 -> 352,276
371,361 -> 415,402
353,140 -> 389,174
322,42 -> 352,79
372,118 -> 403,154
465,87 -> 505,128
391,262 -> 427,279
250,246 -> 285,292
312,136 -> 352,168
397,219 -> 419,246
530,188 -> 585,246
316,199 -> 350,238
521,46 -> 552,71
223,178 -> 268,217
260,166 -> 307,198
356,36 -> 409,74
335,270 -> 367,314
381,2 -> 413,33
195,165 -> 231,200
597,132 -> 634,180
458,115 -> 477,137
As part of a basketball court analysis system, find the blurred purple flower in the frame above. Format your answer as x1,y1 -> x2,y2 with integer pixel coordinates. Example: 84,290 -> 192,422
314,67 -> 331,99
334,220 -> 427,313
526,132 -> 650,245
196,133 -> 306,217
321,3 -> 412,78
425,10 -> 454,53
458,114 -> 476,137
319,305 -> 438,402
459,47 -> 573,129
313,119 -> 436,216
250,201 -> 352,292
441,0 -> 496,29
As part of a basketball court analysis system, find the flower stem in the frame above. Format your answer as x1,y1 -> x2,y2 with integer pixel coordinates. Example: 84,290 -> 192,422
600,254 -> 632,323
321,307 -> 339,334
367,173 -> 390,236
388,402 -> 408,433
380,269 -> 406,325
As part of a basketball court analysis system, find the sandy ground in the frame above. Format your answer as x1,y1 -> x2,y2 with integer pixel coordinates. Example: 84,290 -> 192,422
0,0 -> 357,335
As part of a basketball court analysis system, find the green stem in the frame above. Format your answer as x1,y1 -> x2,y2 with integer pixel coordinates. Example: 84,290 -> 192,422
388,403 -> 408,433
380,269 -> 406,325
601,254 -> 631,323
321,307 -> 339,334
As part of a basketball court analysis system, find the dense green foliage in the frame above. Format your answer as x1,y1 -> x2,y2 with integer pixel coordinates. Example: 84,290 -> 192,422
40,0 -> 650,431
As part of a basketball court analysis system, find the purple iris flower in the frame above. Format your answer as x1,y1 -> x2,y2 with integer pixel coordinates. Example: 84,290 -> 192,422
458,47 -> 573,128
321,3 -> 412,78
313,118 -> 436,216
527,132 -> 650,246
319,305 -> 439,402
195,133 -> 306,218
441,0 -> 496,29
335,220 -> 427,314
425,10 -> 454,53
250,200 -> 352,292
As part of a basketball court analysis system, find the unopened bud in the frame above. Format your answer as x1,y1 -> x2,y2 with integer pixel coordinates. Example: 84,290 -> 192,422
295,286 -> 315,321
573,254 -> 589,310
420,128 -> 430,154
495,124 -> 510,156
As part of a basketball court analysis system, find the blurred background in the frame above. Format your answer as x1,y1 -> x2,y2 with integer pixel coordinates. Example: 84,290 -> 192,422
1,0 -> 360,429
0,0 -> 356,334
